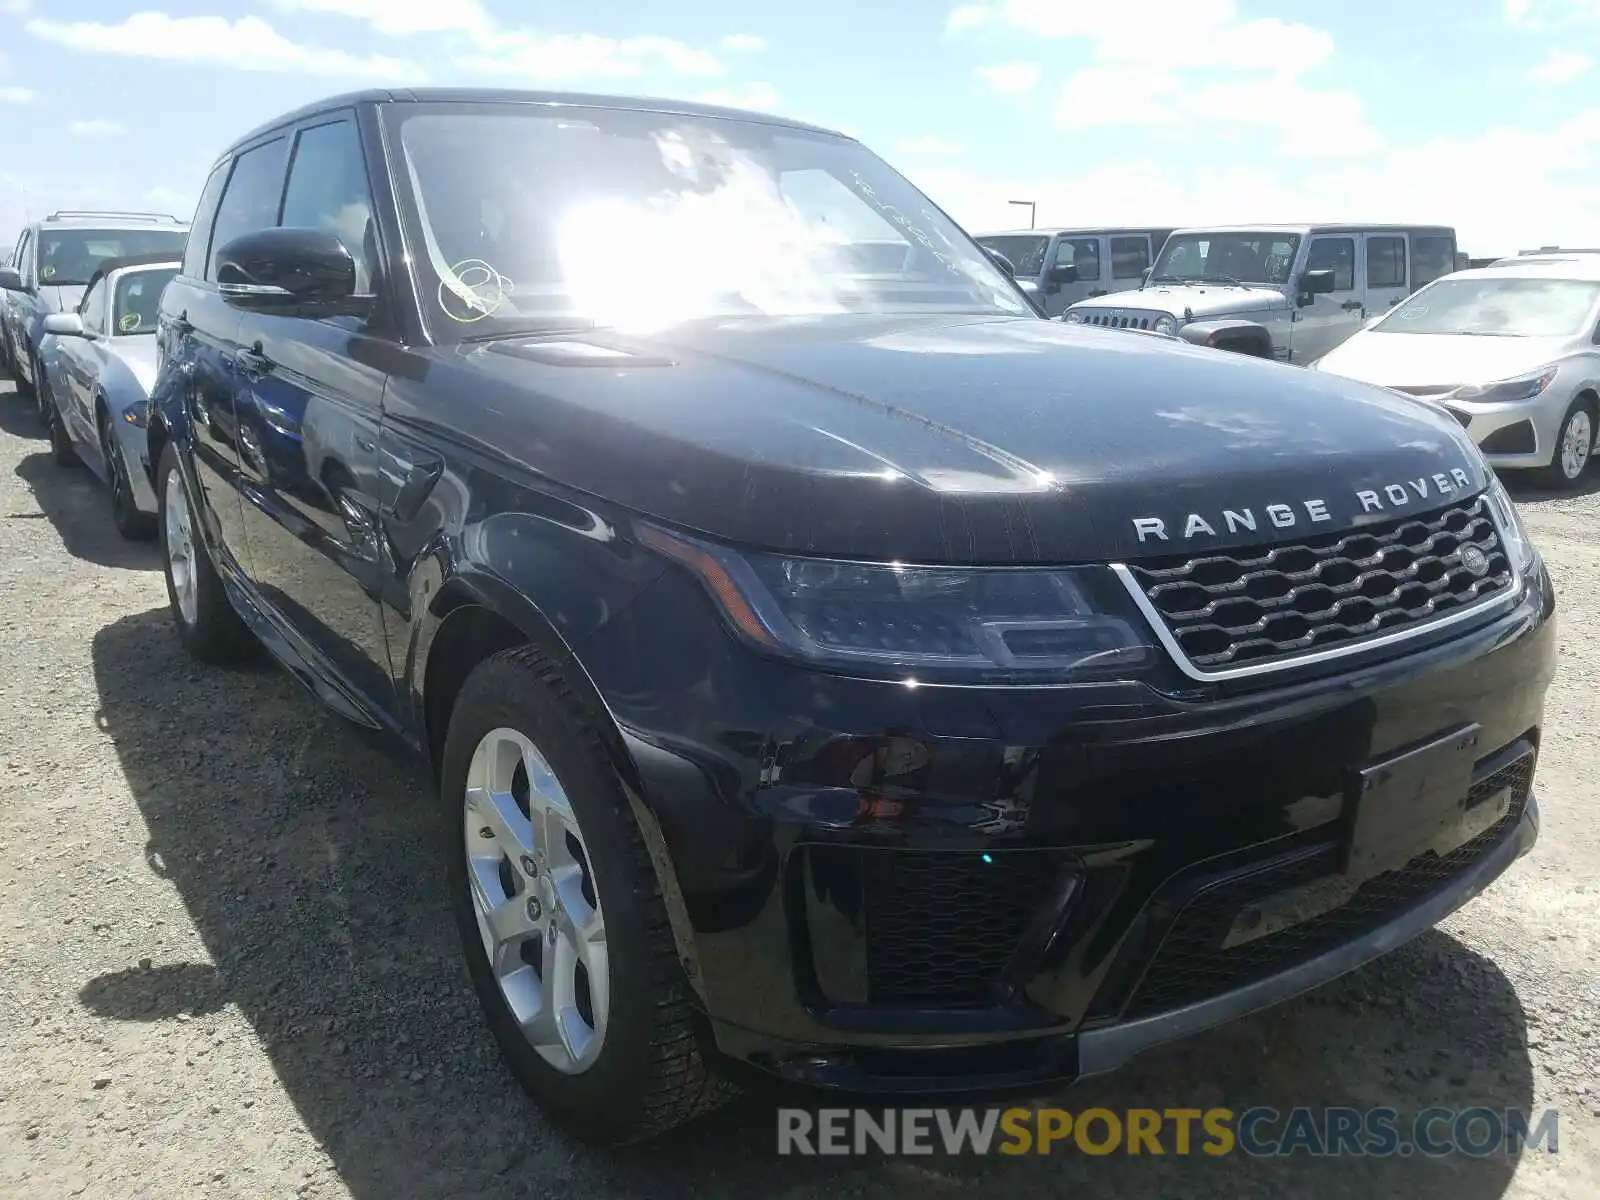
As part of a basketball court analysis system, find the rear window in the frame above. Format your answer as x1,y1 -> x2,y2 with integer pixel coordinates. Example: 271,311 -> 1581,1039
1411,234 -> 1457,289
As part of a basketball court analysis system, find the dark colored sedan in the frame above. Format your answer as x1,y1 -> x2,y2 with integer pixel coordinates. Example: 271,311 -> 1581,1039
145,87 -> 1556,1144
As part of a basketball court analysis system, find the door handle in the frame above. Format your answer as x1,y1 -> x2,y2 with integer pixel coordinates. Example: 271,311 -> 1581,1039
379,445 -> 444,522
235,343 -> 272,380
1340,300 -> 1364,311
169,310 -> 192,336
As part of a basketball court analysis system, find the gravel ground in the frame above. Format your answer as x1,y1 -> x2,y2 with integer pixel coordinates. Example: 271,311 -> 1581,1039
1,377 -> 1597,1198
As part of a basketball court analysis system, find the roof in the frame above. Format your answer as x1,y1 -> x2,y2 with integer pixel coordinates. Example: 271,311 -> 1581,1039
1165,223 -> 1455,236
32,209 -> 187,230
78,254 -> 182,303
1450,257 -> 1600,282
974,226 -> 1175,238
222,86 -> 846,164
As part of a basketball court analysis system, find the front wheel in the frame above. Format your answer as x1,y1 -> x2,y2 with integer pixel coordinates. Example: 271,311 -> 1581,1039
157,443 -> 254,662
103,410 -> 155,540
440,647 -> 733,1143
42,374 -> 80,466
1538,400 -> 1595,490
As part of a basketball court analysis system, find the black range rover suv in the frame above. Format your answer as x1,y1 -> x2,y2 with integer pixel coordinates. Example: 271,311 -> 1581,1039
146,88 -> 1556,1143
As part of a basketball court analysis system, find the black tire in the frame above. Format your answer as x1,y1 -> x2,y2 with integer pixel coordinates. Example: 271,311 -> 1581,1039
13,342 -> 36,402
156,442 -> 254,663
102,408 -> 155,540
42,373 -> 80,466
440,647 -> 733,1143
1536,398 -> 1596,490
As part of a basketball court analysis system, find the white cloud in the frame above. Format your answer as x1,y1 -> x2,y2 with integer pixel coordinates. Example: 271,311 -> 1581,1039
947,4 -> 992,32
68,119 -> 126,137
146,185 -> 198,219
457,32 -> 723,81
697,82 -> 780,111
720,34 -> 768,52
1531,48 -> 1592,83
269,0 -> 493,36
896,135 -> 967,156
1507,0 -> 1600,27
906,108 -> 1600,253
0,86 -> 32,103
27,13 -> 419,79
976,62 -> 1040,93
0,0 -> 33,13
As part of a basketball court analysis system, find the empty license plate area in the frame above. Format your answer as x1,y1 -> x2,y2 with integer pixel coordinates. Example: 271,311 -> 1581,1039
1342,723 -> 1482,879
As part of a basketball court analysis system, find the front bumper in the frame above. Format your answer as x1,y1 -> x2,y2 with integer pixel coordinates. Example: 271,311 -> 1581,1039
579,551 -> 1556,1094
1439,392 -> 1567,471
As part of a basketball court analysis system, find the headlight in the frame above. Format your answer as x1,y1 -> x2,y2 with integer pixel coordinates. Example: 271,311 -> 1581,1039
1483,474 -> 1536,570
639,525 -> 1155,683
1153,315 -> 1177,336
1450,368 -> 1558,404
1063,311 -> 1085,324
121,401 -> 150,429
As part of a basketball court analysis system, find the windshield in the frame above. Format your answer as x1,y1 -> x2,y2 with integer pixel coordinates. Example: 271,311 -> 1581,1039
975,235 -> 1049,277
1151,232 -> 1301,286
35,229 -> 187,287
112,267 -> 178,336
1373,277 -> 1600,337
386,104 -> 1030,337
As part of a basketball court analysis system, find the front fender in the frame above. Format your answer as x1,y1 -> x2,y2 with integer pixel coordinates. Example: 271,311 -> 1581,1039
1179,318 -> 1275,357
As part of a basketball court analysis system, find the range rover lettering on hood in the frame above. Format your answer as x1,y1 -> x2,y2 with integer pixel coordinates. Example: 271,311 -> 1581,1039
1132,467 -> 1475,544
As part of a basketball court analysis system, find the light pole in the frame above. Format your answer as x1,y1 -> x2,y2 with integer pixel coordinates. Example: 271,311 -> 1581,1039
1008,199 -> 1036,229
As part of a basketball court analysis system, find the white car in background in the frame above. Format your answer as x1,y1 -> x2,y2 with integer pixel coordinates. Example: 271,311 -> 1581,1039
1310,258 -> 1600,490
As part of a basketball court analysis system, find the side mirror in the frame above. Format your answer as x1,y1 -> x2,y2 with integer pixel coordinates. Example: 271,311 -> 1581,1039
0,267 -> 25,292
981,246 -> 1016,277
215,227 -> 362,315
1048,261 -> 1079,284
42,312 -> 86,337
1299,268 -> 1337,297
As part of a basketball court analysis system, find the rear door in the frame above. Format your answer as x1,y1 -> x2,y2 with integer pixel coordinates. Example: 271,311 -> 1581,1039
1107,233 -> 1153,295
59,276 -> 108,446
230,111 -> 395,715
1362,231 -> 1410,318
171,141 -> 289,569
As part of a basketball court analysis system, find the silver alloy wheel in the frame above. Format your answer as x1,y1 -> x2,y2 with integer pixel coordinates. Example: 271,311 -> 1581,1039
163,467 -> 198,626
1561,409 -> 1593,480
464,727 -> 609,1074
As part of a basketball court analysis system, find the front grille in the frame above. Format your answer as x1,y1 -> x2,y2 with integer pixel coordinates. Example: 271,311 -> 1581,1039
859,848 -> 1070,1007
1482,420 -> 1537,455
1125,494 -> 1513,672
1078,310 -> 1161,329
1122,749 -> 1534,1019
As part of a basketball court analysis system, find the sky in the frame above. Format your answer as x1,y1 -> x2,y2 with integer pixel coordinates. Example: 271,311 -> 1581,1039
2,0 -> 1600,256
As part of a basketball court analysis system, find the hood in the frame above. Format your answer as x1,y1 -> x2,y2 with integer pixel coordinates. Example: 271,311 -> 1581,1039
1070,283 -> 1284,320
107,336 -> 159,395
38,285 -> 86,315
399,314 -> 1489,564
1314,330 -> 1569,390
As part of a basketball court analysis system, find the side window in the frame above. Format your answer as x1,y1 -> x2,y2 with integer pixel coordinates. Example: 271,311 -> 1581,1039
80,280 -> 108,335
206,137 -> 289,281
1411,235 -> 1456,289
279,118 -> 379,293
1306,236 -> 1355,291
1110,235 -> 1150,280
1366,236 -> 1406,289
15,230 -> 33,284
1055,237 -> 1101,280
184,162 -> 230,280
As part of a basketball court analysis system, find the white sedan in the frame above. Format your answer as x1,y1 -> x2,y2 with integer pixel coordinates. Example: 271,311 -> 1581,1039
1310,258 -> 1600,489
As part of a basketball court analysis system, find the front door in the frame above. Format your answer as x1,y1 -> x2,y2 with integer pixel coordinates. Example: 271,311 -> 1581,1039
1043,235 -> 1103,315
230,114 -> 395,716
1291,234 -> 1364,362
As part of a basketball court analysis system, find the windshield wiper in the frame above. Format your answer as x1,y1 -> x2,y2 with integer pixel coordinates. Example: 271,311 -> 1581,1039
1147,273 -> 1204,285
1200,273 -> 1248,287
458,319 -> 600,343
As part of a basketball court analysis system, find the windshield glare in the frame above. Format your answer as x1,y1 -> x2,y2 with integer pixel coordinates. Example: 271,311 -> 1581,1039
975,235 -> 1049,278
35,229 -> 187,287
1152,232 -> 1300,285
1373,277 -> 1600,337
389,106 -> 1030,336
112,268 -> 178,336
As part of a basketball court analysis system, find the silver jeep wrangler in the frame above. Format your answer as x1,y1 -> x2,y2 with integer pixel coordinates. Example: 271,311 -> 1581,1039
1062,223 -> 1458,364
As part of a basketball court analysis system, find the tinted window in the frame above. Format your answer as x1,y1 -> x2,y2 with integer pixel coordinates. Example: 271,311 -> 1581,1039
33,229 -> 187,288
113,268 -> 178,335
80,280 -> 108,335
1306,237 -> 1355,291
976,235 -> 1049,277
207,137 -> 289,281
1154,233 -> 1300,285
1110,235 -> 1150,280
1366,236 -> 1406,289
280,119 -> 379,292
1056,237 -> 1100,280
1411,234 -> 1457,288
184,162 -> 230,279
